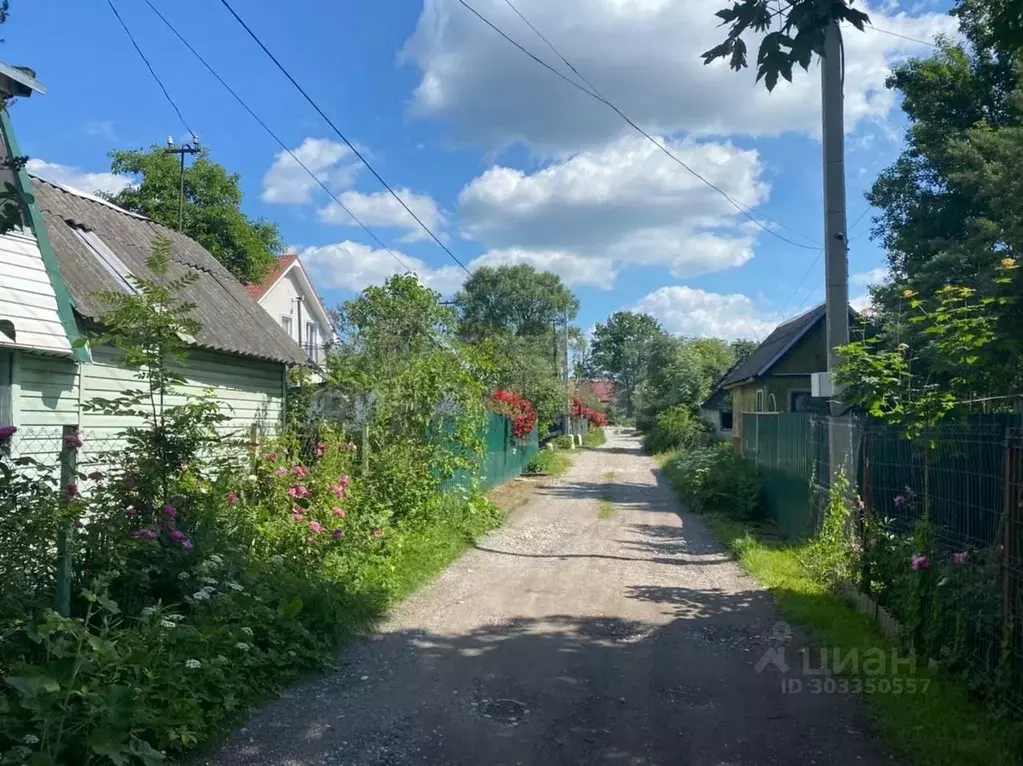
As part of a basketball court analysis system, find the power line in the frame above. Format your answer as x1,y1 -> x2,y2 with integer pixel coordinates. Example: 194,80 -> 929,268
847,205 -> 872,242
216,0 -> 472,275
140,0 -> 414,275
104,0 -> 194,136
457,0 -> 821,251
869,25 -> 939,48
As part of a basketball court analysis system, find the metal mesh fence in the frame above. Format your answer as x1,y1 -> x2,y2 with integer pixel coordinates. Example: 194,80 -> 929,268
742,412 -> 1023,710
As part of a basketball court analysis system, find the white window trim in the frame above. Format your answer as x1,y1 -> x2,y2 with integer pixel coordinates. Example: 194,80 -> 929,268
71,227 -> 137,294
755,388 -> 765,412
280,315 -> 293,337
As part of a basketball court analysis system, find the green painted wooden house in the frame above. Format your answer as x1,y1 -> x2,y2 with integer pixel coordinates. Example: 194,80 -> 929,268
0,77 -> 307,468
714,303 -> 859,451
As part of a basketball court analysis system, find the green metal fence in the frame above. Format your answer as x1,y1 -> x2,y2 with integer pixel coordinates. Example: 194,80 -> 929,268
480,411 -> 539,489
741,412 -> 818,540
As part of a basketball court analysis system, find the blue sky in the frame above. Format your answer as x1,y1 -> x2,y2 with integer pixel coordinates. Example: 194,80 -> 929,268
5,0 -> 957,340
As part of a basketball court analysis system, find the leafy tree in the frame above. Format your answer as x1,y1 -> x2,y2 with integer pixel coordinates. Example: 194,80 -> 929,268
106,146 -> 281,283
639,336 -> 737,427
702,0 -> 869,91
590,312 -> 663,416
730,338 -> 758,362
480,334 -> 563,436
454,264 -> 579,341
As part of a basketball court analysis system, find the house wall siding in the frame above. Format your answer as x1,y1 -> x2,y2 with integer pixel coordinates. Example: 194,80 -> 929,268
0,231 -> 73,355
12,347 -> 285,467
260,272 -> 331,363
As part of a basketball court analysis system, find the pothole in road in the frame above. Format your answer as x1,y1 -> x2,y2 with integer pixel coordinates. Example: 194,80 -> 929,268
478,697 -> 528,723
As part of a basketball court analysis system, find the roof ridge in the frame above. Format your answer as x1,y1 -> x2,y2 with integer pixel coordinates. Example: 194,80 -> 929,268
29,174 -> 150,222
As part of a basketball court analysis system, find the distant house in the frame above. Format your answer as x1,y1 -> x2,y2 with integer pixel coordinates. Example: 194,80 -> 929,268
699,386 -> 733,439
0,74 -> 307,466
575,379 -> 620,407
718,303 -> 858,450
245,255 -> 334,367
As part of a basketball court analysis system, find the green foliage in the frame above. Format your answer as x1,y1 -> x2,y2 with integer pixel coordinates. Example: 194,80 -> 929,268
637,335 -> 736,431
105,146 -> 281,283
477,334 -> 563,435
526,449 -> 572,476
589,312 -> 662,416
643,405 -> 716,454
454,264 -> 578,341
0,247 -> 504,763
662,443 -> 762,521
702,0 -> 870,91
799,473 -> 856,590
551,434 -> 574,450
582,427 -> 606,448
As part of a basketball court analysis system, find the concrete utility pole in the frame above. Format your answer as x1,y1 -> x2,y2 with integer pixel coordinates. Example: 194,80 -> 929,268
821,21 -> 851,485
165,135 -> 201,232
563,311 -> 571,438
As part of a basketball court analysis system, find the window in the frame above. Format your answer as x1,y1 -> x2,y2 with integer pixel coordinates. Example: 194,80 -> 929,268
789,390 -> 813,413
70,227 -> 137,293
305,322 -> 319,363
755,389 -> 765,412
280,315 -> 293,338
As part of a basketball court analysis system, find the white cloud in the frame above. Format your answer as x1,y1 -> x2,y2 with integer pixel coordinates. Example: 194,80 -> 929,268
470,248 -> 617,289
318,188 -> 446,242
84,120 -> 116,140
297,241 -> 466,296
26,159 -> 131,197
457,134 -> 765,285
261,138 -> 359,204
850,293 -> 874,313
633,285 -> 776,340
852,266 -> 888,285
402,0 -> 956,151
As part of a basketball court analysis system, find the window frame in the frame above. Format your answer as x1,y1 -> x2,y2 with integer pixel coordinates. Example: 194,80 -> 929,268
280,314 -> 293,338
755,388 -> 765,412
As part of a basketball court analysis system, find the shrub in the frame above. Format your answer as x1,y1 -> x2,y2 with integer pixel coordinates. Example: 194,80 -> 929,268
643,405 -> 715,454
663,443 -> 762,521
583,428 -> 606,448
552,434 -> 574,450
527,449 -> 572,476
799,473 -> 856,591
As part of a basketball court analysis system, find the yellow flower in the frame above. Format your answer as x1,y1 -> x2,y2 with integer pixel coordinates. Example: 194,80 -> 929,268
902,288 -> 916,298
1001,257 -> 1017,269
897,343 -> 909,353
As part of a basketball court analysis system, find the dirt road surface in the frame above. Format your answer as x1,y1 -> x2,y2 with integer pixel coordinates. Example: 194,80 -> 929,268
210,428 -> 893,766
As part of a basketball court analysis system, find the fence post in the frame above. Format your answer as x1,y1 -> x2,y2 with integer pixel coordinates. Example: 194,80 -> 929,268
55,424 -> 78,617
361,420 -> 370,476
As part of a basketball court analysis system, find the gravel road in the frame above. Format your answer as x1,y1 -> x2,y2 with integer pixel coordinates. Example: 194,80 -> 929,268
210,428 -> 894,766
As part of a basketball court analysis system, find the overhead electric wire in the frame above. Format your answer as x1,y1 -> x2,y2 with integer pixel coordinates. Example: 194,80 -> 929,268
869,25 -> 939,48
458,0 -> 821,251
105,0 -> 194,137
216,0 -> 471,275
139,0 -> 414,275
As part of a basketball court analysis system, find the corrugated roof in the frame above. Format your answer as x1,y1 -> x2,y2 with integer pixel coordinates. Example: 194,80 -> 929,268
245,253 -> 297,300
31,176 -> 308,366
720,304 -> 826,388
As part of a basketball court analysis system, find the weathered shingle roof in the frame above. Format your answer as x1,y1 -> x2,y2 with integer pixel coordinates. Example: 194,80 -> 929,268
720,304 -> 826,388
32,176 -> 308,366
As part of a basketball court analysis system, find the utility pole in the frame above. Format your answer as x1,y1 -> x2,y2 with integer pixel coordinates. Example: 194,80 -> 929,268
165,135 -> 201,232
821,21 -> 851,486
563,311 -> 571,438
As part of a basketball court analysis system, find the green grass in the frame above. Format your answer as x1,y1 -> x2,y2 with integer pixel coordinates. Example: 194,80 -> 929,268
701,513 -> 1023,766
583,428 -> 607,448
527,448 -> 573,476
599,471 -> 616,519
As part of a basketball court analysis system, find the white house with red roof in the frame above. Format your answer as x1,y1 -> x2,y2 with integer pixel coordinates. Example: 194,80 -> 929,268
246,255 -> 335,366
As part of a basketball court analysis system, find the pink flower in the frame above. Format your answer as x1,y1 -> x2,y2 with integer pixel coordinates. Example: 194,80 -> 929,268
309,521 -> 325,535
163,504 -> 177,519
123,475 -> 136,489
373,529 -> 384,538
124,505 -> 138,518
911,554 -> 930,571
332,528 -> 345,540
332,507 -> 346,519
63,434 -> 83,449
293,465 -> 309,478
894,495 -> 907,508
953,552 -> 968,565
170,529 -> 187,543
339,476 -> 350,488
67,483 -> 80,500
315,442 -> 327,457
333,485 -> 346,499
275,466 -> 288,477
88,471 -> 103,481
0,425 -> 16,440
296,485 -> 310,498
133,528 -> 157,541
288,487 -> 298,498
267,453 -> 278,464
292,511 -> 305,522
180,539 -> 194,551
227,492 -> 238,506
